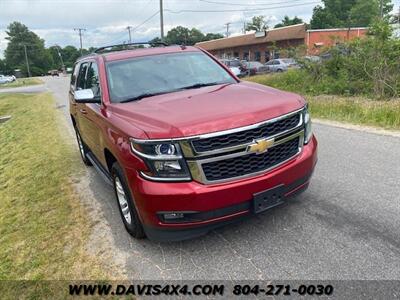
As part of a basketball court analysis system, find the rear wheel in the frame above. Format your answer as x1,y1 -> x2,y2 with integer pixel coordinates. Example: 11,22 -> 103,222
112,162 -> 145,239
75,128 -> 92,166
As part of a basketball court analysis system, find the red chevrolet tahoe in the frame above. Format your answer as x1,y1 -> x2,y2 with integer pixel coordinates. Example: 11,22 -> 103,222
69,43 -> 317,241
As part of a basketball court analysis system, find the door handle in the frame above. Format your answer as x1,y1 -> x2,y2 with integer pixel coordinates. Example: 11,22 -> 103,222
79,108 -> 88,114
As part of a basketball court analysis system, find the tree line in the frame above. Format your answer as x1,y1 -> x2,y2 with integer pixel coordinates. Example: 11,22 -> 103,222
1,0 -> 398,77
0,22 -> 224,77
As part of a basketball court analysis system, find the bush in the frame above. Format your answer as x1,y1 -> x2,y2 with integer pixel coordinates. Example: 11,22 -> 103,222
248,20 -> 399,99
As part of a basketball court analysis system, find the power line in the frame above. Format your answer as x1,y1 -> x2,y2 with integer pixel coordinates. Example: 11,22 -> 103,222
165,1 -> 321,13
74,27 -> 86,55
199,0 -> 307,7
132,10 -> 159,31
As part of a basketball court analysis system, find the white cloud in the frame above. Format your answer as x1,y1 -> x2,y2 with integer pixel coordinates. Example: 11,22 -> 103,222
0,0 -> 323,58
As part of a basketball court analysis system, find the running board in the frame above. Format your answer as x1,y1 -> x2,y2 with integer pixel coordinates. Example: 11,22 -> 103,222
86,152 -> 113,186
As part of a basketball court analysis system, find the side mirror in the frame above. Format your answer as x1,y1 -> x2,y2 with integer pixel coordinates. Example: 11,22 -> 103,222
74,89 -> 101,103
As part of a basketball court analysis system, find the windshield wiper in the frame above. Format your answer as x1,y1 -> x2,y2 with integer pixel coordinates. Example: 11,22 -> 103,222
119,92 -> 165,103
119,82 -> 231,103
179,82 -> 229,90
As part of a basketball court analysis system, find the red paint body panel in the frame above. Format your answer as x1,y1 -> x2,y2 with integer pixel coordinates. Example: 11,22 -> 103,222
126,136 -> 317,227
109,81 -> 305,139
69,46 -> 318,240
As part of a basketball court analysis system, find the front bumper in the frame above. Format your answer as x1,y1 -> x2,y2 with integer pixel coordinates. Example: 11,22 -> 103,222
124,135 -> 318,241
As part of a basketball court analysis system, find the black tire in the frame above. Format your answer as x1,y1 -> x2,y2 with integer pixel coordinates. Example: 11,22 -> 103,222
112,162 -> 146,239
74,128 -> 92,166
277,69 -> 283,73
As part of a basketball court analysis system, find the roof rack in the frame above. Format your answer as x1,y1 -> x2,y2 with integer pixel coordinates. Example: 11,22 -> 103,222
94,42 -> 169,54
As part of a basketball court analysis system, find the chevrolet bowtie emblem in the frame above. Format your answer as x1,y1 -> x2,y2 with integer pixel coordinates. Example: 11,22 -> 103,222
247,138 -> 275,154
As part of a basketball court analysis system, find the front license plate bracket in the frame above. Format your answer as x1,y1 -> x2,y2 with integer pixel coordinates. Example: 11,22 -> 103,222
253,184 -> 285,214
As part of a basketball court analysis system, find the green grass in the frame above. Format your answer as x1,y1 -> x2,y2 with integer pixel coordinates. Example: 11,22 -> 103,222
0,77 -> 43,89
308,96 -> 400,130
245,74 -> 400,130
0,93 -> 107,297
246,71 -> 308,94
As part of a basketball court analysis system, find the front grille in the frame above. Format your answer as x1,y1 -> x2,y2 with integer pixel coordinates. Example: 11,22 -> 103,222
201,137 -> 300,182
192,113 -> 300,153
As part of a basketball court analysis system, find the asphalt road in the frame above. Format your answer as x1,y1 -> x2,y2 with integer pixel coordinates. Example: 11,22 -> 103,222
41,76 -> 400,280
0,84 -> 47,94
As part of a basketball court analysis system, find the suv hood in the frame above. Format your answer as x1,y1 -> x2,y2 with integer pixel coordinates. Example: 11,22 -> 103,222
111,82 -> 305,139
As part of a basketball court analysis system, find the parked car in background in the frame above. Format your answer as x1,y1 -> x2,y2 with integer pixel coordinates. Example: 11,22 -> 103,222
229,66 -> 241,77
303,56 -> 321,63
49,70 -> 60,77
280,58 -> 300,69
219,59 -> 246,77
264,59 -> 292,73
241,61 -> 268,76
0,74 -> 16,84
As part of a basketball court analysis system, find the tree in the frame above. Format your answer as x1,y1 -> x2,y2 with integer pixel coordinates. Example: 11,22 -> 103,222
165,26 -> 206,45
274,16 -> 303,28
150,29 -> 223,46
204,33 -> 224,41
0,59 -> 12,75
310,0 -> 393,29
245,16 -> 269,32
4,22 -> 53,76
60,45 -> 81,68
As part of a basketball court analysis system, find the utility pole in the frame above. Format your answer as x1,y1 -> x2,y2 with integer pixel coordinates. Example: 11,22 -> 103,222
126,26 -> 133,43
23,44 -> 31,78
55,45 -> 65,73
74,28 -> 86,55
379,0 -> 383,18
225,22 -> 231,37
243,22 -> 246,34
159,0 -> 164,41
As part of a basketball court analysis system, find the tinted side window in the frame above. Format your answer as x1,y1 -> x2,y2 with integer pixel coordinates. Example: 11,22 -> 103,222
86,62 -> 101,98
76,62 -> 89,90
70,64 -> 78,87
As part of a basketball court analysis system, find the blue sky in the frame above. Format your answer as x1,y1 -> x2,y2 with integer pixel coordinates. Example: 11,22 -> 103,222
0,0 -> 399,57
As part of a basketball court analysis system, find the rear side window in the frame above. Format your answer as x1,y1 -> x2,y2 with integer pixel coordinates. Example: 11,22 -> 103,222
76,62 -> 89,90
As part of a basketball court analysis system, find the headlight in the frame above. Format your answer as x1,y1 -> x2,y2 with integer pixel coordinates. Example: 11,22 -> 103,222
130,139 -> 191,181
303,105 -> 313,144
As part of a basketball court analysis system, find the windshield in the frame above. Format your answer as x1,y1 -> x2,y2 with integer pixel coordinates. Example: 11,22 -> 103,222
106,52 -> 236,103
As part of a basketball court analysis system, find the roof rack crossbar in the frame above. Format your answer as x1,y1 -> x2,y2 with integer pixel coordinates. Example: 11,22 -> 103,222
94,42 -> 169,53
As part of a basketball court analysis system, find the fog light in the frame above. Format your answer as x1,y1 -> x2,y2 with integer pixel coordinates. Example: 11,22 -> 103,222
154,160 -> 181,172
163,213 -> 184,220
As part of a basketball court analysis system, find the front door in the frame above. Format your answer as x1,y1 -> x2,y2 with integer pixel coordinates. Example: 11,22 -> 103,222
75,61 -> 103,161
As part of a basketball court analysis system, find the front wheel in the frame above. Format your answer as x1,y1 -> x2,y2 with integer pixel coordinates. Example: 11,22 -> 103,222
112,162 -> 145,239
